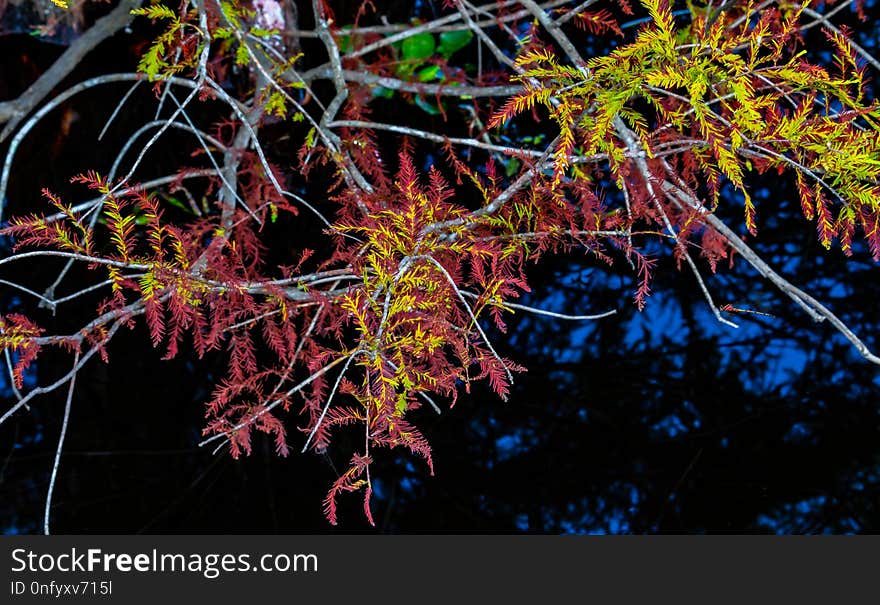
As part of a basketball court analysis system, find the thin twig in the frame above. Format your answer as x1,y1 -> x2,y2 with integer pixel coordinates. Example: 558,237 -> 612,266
461,291 -> 617,321
422,256 -> 515,397
43,350 -> 81,535
301,350 -> 363,452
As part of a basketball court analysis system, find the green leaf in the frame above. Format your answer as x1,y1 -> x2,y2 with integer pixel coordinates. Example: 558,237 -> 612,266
265,91 -> 287,118
219,1 -> 242,29
137,41 -> 167,81
336,25 -> 354,54
437,30 -> 472,58
250,27 -> 279,38
164,196 -> 190,212
235,44 -> 250,66
395,393 -> 408,415
372,86 -> 395,99
131,5 -> 176,20
402,33 -> 436,61
504,157 -> 520,178
416,65 -> 443,82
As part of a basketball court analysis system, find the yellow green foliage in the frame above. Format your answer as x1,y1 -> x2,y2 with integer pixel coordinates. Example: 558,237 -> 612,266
491,0 -> 880,250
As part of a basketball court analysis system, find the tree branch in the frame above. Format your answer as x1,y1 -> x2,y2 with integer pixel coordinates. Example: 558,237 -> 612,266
0,0 -> 144,142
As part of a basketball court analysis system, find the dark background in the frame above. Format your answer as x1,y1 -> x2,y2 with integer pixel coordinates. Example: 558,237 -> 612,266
0,0 -> 878,533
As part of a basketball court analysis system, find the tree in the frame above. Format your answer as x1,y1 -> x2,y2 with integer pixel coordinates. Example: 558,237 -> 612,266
0,0 -> 878,531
